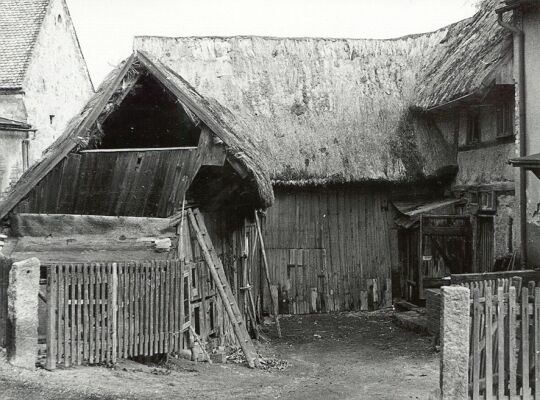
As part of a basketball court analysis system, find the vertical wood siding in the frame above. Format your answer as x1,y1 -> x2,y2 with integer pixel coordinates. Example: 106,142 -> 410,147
263,187 -> 398,313
15,149 -> 203,218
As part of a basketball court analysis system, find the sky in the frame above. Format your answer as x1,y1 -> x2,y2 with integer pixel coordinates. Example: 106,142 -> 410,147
66,0 -> 479,87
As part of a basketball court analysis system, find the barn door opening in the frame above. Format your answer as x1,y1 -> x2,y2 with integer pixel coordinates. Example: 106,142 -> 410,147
398,215 -> 472,303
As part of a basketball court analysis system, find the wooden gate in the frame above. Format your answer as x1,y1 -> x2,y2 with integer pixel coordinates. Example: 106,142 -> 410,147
418,215 -> 472,300
466,279 -> 540,399
45,260 -> 190,369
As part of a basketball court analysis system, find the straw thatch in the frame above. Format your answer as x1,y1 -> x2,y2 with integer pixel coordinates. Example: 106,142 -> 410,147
134,32 -> 455,185
0,52 -> 273,220
415,0 -> 512,110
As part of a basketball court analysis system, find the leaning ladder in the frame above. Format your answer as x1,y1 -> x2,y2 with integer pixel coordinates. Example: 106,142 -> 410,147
187,208 -> 259,368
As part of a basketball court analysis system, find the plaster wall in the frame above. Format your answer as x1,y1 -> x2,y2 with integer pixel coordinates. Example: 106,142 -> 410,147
0,131 -> 25,198
0,95 -> 27,122
522,10 -> 540,266
22,0 -> 93,164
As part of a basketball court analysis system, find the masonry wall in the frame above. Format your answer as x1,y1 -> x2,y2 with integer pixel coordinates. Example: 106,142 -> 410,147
522,9 -> 540,267
22,0 -> 93,164
0,131 -> 25,197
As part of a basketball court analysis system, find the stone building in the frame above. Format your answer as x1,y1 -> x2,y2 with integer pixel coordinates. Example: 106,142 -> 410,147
0,0 -> 93,196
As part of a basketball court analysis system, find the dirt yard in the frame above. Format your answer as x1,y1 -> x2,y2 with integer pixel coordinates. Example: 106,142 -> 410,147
0,311 -> 438,400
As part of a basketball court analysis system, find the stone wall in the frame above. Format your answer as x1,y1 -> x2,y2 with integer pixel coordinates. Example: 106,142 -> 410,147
425,288 -> 441,337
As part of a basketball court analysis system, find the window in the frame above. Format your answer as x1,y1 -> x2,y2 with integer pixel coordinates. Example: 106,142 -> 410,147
466,112 -> 481,144
497,102 -> 514,138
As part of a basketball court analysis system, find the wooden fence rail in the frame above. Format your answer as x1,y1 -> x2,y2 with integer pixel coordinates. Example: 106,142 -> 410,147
45,260 -> 189,369
466,278 -> 540,399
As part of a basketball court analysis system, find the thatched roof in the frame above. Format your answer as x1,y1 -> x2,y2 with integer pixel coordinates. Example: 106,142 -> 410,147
134,32 -> 457,185
0,51 -> 273,220
415,0 -> 513,110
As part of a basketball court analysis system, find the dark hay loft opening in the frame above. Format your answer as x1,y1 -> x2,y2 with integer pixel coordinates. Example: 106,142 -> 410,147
98,73 -> 201,149
187,164 -> 256,217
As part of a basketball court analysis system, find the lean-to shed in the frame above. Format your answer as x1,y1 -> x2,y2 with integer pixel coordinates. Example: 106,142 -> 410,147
134,33 -> 458,312
0,51 -> 273,352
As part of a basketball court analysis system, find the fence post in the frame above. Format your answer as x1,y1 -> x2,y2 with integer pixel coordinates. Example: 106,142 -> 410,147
6,257 -> 40,370
111,263 -> 118,364
440,285 -> 470,400
45,265 -> 57,371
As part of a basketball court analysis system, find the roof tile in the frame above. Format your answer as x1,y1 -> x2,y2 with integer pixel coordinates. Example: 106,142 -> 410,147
0,0 -> 50,89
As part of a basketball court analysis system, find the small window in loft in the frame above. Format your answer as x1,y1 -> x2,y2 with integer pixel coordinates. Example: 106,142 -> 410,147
466,112 -> 480,144
49,115 -> 55,125
497,102 -> 514,138
56,14 -> 62,24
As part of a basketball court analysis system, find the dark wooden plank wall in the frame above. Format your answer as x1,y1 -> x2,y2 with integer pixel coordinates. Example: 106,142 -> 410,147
263,187 -> 398,313
0,257 -> 12,347
16,149 -> 203,218
177,209 -> 260,344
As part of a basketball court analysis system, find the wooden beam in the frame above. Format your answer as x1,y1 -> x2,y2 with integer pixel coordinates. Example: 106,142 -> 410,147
227,158 -> 249,179
95,71 -> 141,127
198,126 -> 226,166
450,270 -> 540,284
422,226 -> 471,236
80,147 -> 197,153
255,211 -> 281,337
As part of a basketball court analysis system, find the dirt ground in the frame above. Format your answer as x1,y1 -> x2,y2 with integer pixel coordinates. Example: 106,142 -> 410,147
0,311 -> 438,400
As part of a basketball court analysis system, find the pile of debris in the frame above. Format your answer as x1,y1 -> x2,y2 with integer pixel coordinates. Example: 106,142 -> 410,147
226,346 -> 290,371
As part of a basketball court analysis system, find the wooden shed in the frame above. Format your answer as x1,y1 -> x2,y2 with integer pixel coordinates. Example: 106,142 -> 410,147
134,34 -> 459,313
0,51 -> 273,366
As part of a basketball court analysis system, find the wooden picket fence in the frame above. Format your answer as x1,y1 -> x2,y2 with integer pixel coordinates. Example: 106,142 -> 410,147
45,260 -> 190,369
465,278 -> 540,399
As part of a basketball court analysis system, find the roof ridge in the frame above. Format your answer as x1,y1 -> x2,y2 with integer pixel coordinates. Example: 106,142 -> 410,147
134,27 -> 451,44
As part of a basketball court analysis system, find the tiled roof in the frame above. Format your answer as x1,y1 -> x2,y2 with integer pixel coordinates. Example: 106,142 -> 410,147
0,0 -> 50,89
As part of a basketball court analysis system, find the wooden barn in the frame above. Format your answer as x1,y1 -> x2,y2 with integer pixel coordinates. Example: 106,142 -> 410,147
0,51 -> 273,368
134,34 -> 459,312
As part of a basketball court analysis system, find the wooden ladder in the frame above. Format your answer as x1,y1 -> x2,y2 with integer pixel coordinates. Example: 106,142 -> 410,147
187,208 -> 259,368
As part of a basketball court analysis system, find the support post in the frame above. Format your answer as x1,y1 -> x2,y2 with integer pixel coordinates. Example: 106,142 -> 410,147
45,265 -> 57,371
7,257 -> 40,370
440,285 -> 470,400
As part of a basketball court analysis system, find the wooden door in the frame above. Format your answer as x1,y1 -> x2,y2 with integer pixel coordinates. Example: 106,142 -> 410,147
266,248 -> 327,315
476,215 -> 495,273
